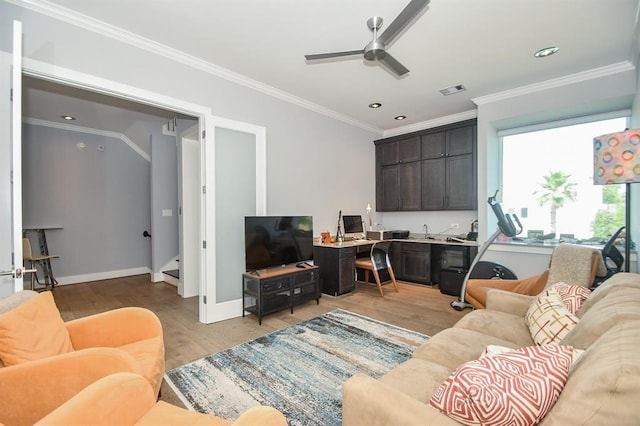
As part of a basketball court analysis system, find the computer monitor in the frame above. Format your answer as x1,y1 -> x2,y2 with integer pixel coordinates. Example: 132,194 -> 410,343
343,215 -> 364,234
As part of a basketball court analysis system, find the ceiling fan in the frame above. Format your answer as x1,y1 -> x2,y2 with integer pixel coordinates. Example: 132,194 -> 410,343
304,0 -> 430,77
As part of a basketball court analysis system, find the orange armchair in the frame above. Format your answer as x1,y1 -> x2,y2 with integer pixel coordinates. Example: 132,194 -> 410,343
465,243 -> 606,309
35,372 -> 288,426
0,290 -> 165,425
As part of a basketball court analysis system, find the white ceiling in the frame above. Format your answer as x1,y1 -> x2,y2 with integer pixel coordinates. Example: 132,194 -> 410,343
22,0 -> 640,135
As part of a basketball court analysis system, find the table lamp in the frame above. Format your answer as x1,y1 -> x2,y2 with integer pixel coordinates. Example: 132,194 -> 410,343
366,202 -> 373,230
593,128 -> 640,272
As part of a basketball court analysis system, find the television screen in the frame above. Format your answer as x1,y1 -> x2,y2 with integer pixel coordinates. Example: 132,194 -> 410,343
244,216 -> 314,271
343,215 -> 364,234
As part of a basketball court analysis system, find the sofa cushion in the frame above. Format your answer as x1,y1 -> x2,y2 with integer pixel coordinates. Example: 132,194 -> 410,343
542,321 -> 640,425
577,272 -> 640,318
560,288 -> 640,349
453,310 -> 534,347
526,288 -> 579,345
548,282 -> 591,314
430,345 -> 573,426
379,358 -> 452,404
413,328 -> 520,371
0,291 -> 74,366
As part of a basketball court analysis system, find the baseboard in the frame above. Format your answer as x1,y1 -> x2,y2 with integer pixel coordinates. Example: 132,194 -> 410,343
163,274 -> 179,287
55,267 -> 151,286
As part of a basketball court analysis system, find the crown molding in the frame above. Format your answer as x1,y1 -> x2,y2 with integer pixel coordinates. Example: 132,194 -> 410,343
23,117 -> 151,162
382,110 -> 478,138
472,61 -> 635,106
8,0 -> 383,135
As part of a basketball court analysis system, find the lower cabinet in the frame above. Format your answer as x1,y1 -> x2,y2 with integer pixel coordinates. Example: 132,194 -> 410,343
313,246 -> 356,296
392,242 -> 431,284
242,265 -> 320,324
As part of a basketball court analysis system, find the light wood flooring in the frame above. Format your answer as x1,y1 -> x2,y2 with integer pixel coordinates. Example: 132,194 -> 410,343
51,274 -> 469,406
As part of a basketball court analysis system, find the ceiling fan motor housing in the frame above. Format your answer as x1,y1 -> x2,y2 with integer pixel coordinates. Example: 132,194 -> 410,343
364,40 -> 386,61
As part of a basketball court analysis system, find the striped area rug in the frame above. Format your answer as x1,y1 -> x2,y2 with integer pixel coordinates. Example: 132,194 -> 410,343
164,309 -> 428,425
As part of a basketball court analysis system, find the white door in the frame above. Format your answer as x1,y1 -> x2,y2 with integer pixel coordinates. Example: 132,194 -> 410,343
0,21 -> 24,295
202,117 -> 266,323
179,126 -> 200,298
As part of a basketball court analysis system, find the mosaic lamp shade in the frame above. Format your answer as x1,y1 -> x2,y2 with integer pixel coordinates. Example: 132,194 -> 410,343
593,129 -> 640,185
593,128 -> 640,273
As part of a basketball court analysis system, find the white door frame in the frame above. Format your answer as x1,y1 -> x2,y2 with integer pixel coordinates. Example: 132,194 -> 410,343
11,21 -> 24,292
18,58 -> 265,323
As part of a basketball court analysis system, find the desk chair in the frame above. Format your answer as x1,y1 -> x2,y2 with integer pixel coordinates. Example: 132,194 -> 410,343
601,226 -> 625,278
22,238 -> 58,291
355,241 -> 399,297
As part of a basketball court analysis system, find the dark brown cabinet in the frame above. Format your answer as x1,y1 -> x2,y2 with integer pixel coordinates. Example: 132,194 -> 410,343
313,245 -> 357,296
375,119 -> 477,211
392,242 -> 431,284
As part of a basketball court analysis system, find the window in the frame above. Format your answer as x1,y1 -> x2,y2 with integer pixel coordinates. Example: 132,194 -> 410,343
500,114 -> 629,242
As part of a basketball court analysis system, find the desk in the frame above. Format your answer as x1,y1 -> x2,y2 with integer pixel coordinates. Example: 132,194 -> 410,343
313,238 -> 479,296
23,226 -> 62,289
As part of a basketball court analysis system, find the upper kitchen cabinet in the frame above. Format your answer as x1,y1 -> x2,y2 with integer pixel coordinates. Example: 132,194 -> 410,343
375,119 -> 477,212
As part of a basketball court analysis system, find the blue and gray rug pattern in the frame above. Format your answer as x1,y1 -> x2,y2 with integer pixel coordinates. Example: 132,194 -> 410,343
165,309 -> 428,425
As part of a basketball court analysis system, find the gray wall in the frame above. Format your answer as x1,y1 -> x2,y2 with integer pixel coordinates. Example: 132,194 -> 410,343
22,124 -> 151,279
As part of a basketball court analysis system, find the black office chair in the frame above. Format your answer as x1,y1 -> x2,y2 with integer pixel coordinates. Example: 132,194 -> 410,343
598,226 -> 625,284
354,241 -> 399,297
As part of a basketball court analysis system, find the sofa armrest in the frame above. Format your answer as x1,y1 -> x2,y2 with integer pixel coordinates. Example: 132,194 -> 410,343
485,289 -> 535,316
233,406 -> 288,426
343,374 -> 459,426
0,348 -> 142,425
65,307 -> 163,349
35,373 -> 155,425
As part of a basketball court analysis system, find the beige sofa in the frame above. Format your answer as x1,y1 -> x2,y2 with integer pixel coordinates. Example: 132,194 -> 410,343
343,272 -> 640,425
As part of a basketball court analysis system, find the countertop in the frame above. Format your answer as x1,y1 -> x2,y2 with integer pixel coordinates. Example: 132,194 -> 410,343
314,235 -> 479,248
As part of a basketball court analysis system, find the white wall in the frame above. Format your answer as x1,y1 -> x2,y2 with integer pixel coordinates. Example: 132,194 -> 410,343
0,4 -> 378,297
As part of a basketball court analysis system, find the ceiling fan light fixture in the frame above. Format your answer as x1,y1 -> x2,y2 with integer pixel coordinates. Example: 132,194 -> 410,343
534,46 -> 559,58
369,102 -> 382,109
394,115 -> 407,121
440,84 -> 466,96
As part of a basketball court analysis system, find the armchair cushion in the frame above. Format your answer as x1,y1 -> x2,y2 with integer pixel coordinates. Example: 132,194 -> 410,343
0,291 -> 73,366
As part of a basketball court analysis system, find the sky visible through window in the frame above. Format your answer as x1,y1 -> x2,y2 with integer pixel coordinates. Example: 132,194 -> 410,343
502,117 -> 628,240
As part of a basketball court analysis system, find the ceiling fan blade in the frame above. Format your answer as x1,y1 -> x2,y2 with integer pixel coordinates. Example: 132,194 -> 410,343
304,50 -> 364,61
378,0 -> 430,45
378,53 -> 409,76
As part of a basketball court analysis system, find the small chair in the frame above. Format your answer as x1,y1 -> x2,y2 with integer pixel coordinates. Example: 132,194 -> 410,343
22,238 -> 59,290
355,241 -> 399,297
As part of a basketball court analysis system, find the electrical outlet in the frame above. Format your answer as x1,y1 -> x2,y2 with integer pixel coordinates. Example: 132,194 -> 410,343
451,223 -> 459,229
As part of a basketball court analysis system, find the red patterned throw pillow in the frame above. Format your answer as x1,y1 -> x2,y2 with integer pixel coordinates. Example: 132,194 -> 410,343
430,345 -> 573,426
548,282 -> 591,314
525,287 -> 579,345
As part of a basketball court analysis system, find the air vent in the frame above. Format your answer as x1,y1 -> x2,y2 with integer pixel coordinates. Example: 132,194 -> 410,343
440,84 -> 466,96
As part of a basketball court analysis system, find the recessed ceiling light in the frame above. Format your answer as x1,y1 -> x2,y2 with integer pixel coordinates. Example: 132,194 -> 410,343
61,115 -> 76,120
394,115 -> 406,121
368,102 -> 382,109
440,84 -> 466,96
534,46 -> 559,58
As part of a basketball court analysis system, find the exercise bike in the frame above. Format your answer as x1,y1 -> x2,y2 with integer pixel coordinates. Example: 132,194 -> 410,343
450,190 -> 522,311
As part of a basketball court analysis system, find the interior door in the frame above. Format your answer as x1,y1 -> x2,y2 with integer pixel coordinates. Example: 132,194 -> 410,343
0,20 -> 24,295
202,117 -> 266,323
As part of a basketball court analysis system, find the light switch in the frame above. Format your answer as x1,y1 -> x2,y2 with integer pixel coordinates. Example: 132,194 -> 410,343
162,209 -> 173,217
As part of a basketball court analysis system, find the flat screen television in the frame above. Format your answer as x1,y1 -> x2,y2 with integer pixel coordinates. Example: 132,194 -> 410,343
244,216 -> 314,271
